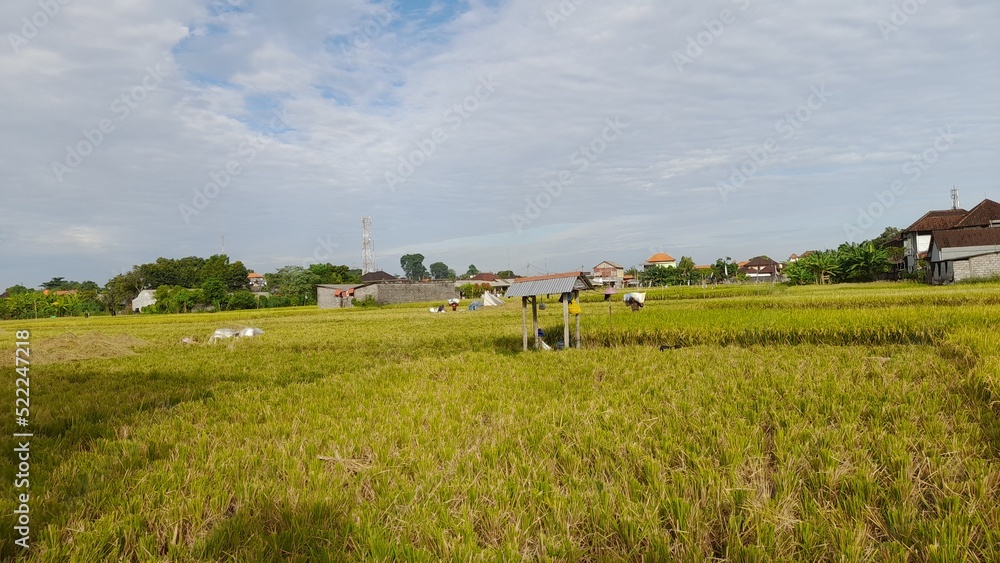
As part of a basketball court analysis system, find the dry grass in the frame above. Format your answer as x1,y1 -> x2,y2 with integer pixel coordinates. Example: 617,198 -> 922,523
31,331 -> 147,364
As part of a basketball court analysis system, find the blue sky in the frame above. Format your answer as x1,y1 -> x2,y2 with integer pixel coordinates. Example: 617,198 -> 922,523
1,0 -> 998,288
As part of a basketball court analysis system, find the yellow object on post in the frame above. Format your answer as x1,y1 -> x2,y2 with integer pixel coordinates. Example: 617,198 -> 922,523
568,300 -> 581,315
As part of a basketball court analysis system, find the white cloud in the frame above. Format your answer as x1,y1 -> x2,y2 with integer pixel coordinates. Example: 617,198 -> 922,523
1,0 -> 998,287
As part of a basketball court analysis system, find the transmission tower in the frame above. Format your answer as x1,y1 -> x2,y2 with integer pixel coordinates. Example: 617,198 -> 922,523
950,186 -> 960,210
361,216 -> 376,274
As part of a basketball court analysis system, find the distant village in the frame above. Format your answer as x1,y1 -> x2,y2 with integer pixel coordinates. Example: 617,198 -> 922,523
2,196 -> 998,319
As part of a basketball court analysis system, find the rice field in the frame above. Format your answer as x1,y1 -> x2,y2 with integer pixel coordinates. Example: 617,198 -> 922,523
1,282 -> 999,561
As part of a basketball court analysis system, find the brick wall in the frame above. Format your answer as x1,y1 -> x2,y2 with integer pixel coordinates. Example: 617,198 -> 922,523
952,260 -> 971,282
969,252 -> 1000,279
353,282 -> 457,305
317,288 -> 353,309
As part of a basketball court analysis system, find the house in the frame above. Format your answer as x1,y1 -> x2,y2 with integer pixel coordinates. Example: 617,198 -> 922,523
951,198 -> 1000,230
361,270 -> 398,283
739,256 -> 783,281
644,252 -> 677,270
456,273 -> 515,294
902,208 -> 968,273
592,261 -> 625,287
928,228 -> 1000,283
925,199 -> 1000,283
247,272 -> 266,291
132,289 -> 156,312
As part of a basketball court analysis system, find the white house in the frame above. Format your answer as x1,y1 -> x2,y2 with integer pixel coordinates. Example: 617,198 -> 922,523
644,252 -> 677,270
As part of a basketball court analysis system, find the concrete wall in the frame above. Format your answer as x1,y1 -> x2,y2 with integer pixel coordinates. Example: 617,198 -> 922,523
355,281 -> 457,305
952,260 -> 970,282
969,252 -> 1000,280
935,252 -> 1000,283
317,287 -> 353,309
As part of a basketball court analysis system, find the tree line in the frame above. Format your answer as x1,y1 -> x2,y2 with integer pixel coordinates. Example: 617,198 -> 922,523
0,255 -> 361,319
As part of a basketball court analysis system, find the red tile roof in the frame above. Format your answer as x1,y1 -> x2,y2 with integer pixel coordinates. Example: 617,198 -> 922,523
932,228 -> 1000,249
470,272 -> 498,281
905,209 -> 968,233
646,252 -> 675,263
952,199 -> 1000,229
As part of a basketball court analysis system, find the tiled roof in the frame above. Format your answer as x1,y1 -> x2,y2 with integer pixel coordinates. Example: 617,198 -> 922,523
745,256 -> 779,267
646,253 -> 675,263
931,228 -> 1000,249
470,272 -> 498,281
952,199 -> 1000,229
361,270 -> 397,282
905,209 -> 967,233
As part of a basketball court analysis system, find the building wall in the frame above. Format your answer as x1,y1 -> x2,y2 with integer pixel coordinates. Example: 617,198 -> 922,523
944,260 -> 971,281
905,232 -> 932,272
317,287 -> 353,309
353,282 -> 457,305
132,290 -> 156,312
969,252 -> 1000,279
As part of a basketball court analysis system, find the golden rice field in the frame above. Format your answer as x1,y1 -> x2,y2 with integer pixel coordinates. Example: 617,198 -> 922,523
1,282 -> 999,561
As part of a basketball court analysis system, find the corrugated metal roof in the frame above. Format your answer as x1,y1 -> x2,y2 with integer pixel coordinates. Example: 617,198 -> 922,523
504,272 -> 594,297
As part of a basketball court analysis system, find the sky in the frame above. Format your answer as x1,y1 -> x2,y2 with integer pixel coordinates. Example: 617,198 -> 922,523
1,0 -> 997,289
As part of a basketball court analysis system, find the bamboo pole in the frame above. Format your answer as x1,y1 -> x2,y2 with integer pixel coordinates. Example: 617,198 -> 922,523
563,293 -> 570,350
521,296 -> 528,351
574,290 -> 581,349
532,296 -> 539,349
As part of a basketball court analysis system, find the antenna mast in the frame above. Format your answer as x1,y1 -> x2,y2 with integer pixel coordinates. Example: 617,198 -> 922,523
361,216 -> 376,274
951,186 -> 960,210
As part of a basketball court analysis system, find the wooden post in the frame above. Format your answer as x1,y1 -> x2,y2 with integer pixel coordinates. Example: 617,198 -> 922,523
575,290 -> 581,349
521,296 -> 528,351
562,292 -> 570,350
532,296 -> 539,349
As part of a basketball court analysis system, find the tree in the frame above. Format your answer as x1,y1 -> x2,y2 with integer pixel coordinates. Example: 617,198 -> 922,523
308,263 -> 361,285
401,254 -> 428,281
458,283 -> 488,298
465,264 -> 479,278
105,269 -> 147,313
710,257 -> 737,281
783,260 -> 816,285
200,254 -> 249,290
429,262 -> 451,280
265,266 -> 320,301
496,270 -> 516,278
801,250 -> 840,285
872,226 -> 901,248
201,279 -> 227,309
639,265 -> 683,287
142,256 -> 206,288
839,242 -> 889,282
4,285 -> 31,295
677,256 -> 696,284
228,290 -> 257,310
40,277 -> 69,290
